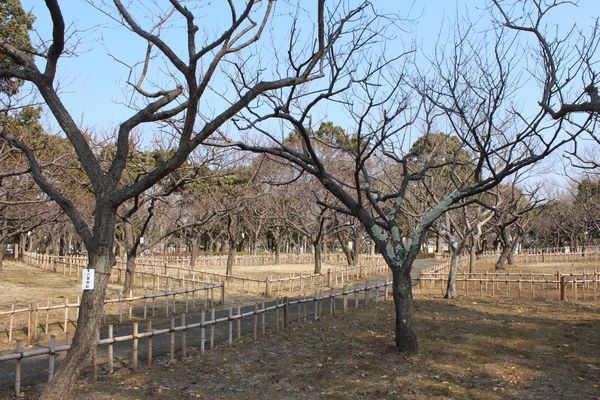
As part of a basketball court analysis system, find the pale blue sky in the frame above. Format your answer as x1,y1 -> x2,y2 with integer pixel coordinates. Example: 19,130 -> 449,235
19,0 -> 598,140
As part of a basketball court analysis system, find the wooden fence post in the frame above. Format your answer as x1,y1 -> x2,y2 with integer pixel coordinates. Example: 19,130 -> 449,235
228,307 -> 233,346
48,335 -> 56,382
329,289 -> 334,317
211,308 -> 216,350
237,305 -> 241,340
560,275 -> 567,301
314,291 -> 319,321
343,285 -> 348,313
108,325 -> 114,374
8,304 -> 14,342
15,340 -> 22,396
169,317 -> 175,363
384,277 -> 389,301
201,311 -> 206,355
132,322 -> 139,371
265,276 -> 272,297
283,297 -> 289,329
27,301 -> 38,340
181,314 -> 186,358
261,302 -> 266,336
147,321 -> 153,366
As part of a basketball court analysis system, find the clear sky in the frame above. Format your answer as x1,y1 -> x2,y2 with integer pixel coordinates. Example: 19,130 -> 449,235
19,0 -> 598,143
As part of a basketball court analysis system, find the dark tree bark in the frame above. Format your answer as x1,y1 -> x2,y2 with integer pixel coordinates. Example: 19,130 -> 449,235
392,262 -> 418,352
0,1 -> 338,397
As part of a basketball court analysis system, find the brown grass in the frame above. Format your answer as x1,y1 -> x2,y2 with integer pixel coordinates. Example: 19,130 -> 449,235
0,260 -> 348,348
2,259 -> 600,399
47,296 -> 600,400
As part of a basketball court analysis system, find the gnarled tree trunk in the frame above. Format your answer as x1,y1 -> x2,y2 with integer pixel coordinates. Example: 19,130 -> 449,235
392,265 -> 418,352
40,208 -> 116,399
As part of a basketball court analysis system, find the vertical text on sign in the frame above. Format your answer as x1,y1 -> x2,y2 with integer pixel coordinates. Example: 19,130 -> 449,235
83,269 -> 95,290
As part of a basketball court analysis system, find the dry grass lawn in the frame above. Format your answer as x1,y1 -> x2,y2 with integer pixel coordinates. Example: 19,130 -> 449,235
1,258 -> 599,399
53,296 -> 600,400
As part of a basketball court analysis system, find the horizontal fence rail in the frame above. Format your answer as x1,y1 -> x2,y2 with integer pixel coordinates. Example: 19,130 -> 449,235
417,270 -> 600,301
21,251 -> 386,296
0,282 -> 224,345
417,250 -> 600,278
416,251 -> 600,301
2,252 -> 388,344
417,263 -> 600,300
22,252 -> 384,279
477,250 -> 600,264
1,278 -> 391,396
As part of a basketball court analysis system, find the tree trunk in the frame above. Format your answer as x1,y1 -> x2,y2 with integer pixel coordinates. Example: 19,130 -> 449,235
122,218 -> 136,294
469,245 -> 476,276
45,237 -> 52,255
39,202 -> 117,399
190,239 -> 198,269
226,216 -> 237,277
392,266 -> 418,352
226,238 -> 236,277
313,242 -> 322,274
19,233 -> 26,258
251,232 -> 258,255
496,227 -> 512,270
274,234 -> 282,265
337,231 -> 356,267
351,228 -> 360,267
506,231 -> 521,265
39,245 -> 114,399
40,255 -> 112,400
122,254 -> 136,294
0,240 -> 6,276
507,248 -> 515,264
495,246 -> 510,270
445,250 -> 460,299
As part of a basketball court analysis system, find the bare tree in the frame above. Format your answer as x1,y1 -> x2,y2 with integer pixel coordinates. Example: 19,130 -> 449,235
0,0 -> 367,396
432,203 -> 495,299
490,182 -> 541,269
221,1 -> 598,353
491,0 -> 600,119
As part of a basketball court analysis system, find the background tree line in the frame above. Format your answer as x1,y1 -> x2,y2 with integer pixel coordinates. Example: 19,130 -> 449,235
0,0 -> 598,398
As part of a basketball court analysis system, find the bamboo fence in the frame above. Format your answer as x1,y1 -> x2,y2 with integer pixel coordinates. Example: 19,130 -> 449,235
2,253 -> 387,343
0,283 -> 223,344
1,278 -> 391,396
417,269 -> 600,301
416,252 -> 600,301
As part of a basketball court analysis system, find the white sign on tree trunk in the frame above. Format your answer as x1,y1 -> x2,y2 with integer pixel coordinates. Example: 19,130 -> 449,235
82,269 -> 95,290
